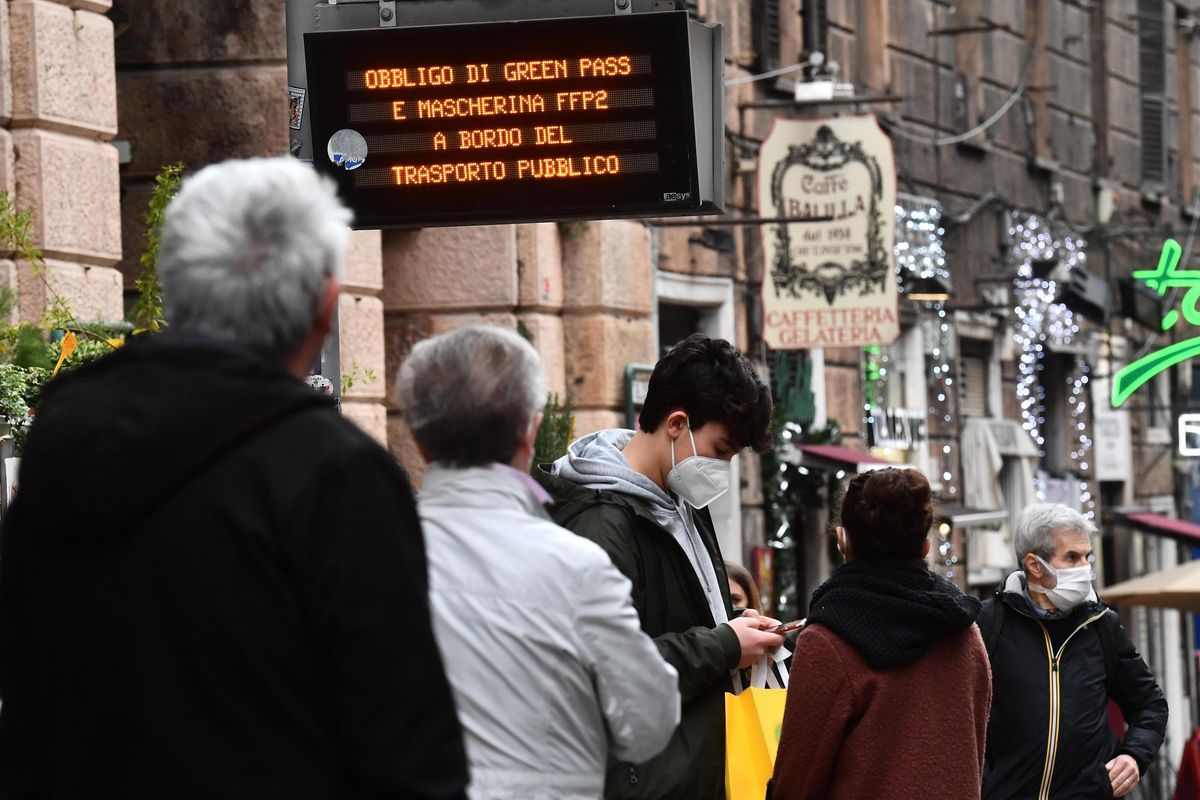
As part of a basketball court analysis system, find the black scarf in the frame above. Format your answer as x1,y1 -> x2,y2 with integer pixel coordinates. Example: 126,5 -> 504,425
807,558 -> 982,670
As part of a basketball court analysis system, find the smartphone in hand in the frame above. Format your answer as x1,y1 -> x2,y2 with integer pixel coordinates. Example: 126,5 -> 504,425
769,618 -> 806,635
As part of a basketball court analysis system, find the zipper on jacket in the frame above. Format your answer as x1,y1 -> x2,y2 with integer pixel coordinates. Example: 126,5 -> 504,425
1035,610 -> 1108,800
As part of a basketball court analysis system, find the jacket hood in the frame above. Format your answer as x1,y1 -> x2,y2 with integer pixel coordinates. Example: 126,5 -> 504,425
552,429 -> 675,513
807,559 -> 982,670
16,332 -> 332,537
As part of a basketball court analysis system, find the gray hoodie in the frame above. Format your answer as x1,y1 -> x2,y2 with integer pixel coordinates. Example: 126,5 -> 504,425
552,429 -> 729,627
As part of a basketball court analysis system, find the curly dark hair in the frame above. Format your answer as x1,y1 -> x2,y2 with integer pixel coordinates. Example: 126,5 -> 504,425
638,334 -> 773,453
838,468 -> 932,560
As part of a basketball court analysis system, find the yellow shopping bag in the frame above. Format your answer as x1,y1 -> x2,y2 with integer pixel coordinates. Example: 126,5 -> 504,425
725,686 -> 788,800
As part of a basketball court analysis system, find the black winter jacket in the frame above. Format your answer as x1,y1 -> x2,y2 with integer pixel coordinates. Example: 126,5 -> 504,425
535,467 -> 741,800
979,574 -> 1168,800
0,334 -> 469,799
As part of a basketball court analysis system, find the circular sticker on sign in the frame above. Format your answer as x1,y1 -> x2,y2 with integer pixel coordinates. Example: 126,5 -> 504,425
327,129 -> 368,171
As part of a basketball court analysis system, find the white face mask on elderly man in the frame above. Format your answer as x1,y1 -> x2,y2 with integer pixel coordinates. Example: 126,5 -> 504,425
666,423 -> 730,509
1029,555 -> 1094,612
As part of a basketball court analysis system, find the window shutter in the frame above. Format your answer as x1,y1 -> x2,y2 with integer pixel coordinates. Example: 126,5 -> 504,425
755,0 -> 781,72
1139,0 -> 1168,189
958,355 -> 987,417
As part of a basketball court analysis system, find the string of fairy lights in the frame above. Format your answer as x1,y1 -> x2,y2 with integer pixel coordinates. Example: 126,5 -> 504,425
891,198 -> 957,497
1008,211 -> 1094,519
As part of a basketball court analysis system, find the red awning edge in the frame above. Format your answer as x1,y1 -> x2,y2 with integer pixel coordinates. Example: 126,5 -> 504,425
1123,512 -> 1200,545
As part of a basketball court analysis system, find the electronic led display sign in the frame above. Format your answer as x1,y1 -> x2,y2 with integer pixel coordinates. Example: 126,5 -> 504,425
304,12 -> 722,228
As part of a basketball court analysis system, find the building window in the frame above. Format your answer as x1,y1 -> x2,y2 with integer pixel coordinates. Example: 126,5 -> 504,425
1040,353 -> 1072,475
1177,5 -> 1196,206
658,303 -> 706,358
958,343 -> 990,418
1140,0 -> 1169,191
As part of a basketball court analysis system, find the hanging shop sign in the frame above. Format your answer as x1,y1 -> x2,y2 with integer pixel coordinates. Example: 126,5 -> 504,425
304,12 -> 724,228
757,116 -> 899,350
1113,239 -> 1200,406
866,407 -> 927,451
1180,413 -> 1200,457
1093,413 -> 1133,480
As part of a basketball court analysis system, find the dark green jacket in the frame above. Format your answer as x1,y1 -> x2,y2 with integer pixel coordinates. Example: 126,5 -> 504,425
535,467 -> 741,800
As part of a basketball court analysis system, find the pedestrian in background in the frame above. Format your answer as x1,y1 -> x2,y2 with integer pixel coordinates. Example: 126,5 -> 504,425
0,157 -> 468,798
771,468 -> 991,800
979,503 -> 1167,799
397,325 -> 680,800
726,561 -> 762,617
537,333 -> 782,799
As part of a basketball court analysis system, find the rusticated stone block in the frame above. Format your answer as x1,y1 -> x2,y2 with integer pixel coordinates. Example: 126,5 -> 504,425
0,1 -> 11,125
17,259 -> 122,324
67,0 -> 111,13
383,310 -> 519,410
10,1 -> 117,138
516,222 -> 563,311
341,399 -> 387,447
561,220 -> 653,315
113,0 -> 284,66
342,229 -> 383,294
337,293 -> 385,401
387,413 -> 427,488
571,409 -> 625,438
13,130 -> 121,265
381,226 -> 517,312
563,313 -> 655,408
117,65 -> 288,181
518,312 -> 566,399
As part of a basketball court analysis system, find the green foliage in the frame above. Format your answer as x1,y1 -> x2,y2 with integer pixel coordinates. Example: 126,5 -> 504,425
341,363 -> 378,395
0,193 -> 132,454
131,162 -> 184,333
0,364 -> 49,453
11,325 -> 54,369
533,393 -> 574,469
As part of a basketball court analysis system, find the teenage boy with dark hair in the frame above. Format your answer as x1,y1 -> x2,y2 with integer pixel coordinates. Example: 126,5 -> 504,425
536,333 -> 782,800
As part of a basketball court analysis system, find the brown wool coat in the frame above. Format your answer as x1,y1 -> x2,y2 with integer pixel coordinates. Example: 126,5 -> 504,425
771,622 -> 992,800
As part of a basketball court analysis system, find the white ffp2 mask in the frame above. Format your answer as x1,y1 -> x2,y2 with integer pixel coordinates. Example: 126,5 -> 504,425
1029,555 -> 1094,612
666,424 -> 730,509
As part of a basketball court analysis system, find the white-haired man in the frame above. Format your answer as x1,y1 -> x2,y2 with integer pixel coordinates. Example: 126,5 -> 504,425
0,158 -> 468,798
396,325 -> 680,800
978,503 -> 1167,799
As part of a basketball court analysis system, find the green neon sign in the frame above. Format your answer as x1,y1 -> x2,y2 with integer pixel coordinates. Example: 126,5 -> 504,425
1112,239 -> 1200,407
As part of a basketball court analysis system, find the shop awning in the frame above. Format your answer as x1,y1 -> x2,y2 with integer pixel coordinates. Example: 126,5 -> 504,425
933,504 -> 1008,527
794,444 -> 894,474
1120,512 -> 1200,545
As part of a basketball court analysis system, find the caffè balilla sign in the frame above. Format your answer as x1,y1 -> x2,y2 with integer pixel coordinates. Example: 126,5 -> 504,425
758,116 -> 899,349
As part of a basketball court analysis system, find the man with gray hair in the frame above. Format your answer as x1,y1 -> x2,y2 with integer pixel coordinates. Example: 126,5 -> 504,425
978,502 -> 1167,800
0,157 -> 468,798
397,325 -> 680,800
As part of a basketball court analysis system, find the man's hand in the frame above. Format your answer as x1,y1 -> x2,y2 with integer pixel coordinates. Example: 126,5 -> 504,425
727,612 -> 785,669
1107,754 -> 1140,797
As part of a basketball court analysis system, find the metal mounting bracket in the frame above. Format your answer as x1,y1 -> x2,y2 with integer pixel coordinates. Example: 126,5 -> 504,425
379,0 -> 396,26
614,0 -> 631,13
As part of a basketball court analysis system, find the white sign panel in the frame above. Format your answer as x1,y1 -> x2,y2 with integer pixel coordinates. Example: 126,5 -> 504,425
1180,413 -> 1200,457
758,116 -> 899,349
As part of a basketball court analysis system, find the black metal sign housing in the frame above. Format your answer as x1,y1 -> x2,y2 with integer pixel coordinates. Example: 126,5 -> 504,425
304,12 -> 722,228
